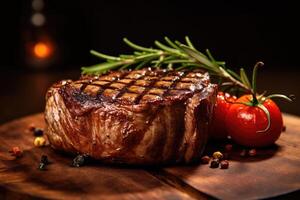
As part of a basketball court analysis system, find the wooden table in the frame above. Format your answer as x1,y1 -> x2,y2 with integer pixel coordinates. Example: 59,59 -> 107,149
0,113 -> 299,199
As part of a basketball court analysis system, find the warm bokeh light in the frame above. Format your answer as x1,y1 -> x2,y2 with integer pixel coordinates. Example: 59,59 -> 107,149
33,42 -> 51,58
31,13 -> 46,26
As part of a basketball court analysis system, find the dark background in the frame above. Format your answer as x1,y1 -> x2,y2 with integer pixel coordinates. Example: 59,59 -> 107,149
0,0 -> 299,123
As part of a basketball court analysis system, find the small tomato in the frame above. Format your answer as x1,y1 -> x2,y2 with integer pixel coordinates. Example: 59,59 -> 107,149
209,92 -> 236,140
225,94 -> 283,147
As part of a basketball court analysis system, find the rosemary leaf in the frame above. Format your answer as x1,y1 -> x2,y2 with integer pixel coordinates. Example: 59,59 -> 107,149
227,69 -> 241,81
180,45 -> 217,71
240,68 -> 252,88
134,51 -> 145,55
176,40 -> 206,57
162,55 -> 178,61
90,50 -> 121,61
135,52 -> 161,61
136,58 -> 153,69
123,38 -> 158,53
185,36 -> 196,50
154,40 -> 184,56
153,55 -> 165,67
162,59 -> 194,64
120,63 -> 132,70
206,49 -> 217,63
164,37 -> 181,50
216,61 -> 226,66
81,61 -> 125,75
176,65 -> 190,70
120,54 -> 135,59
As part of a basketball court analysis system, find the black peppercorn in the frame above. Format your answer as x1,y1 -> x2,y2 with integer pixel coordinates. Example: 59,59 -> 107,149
41,155 -> 49,164
33,128 -> 44,137
72,155 -> 85,167
210,159 -> 219,168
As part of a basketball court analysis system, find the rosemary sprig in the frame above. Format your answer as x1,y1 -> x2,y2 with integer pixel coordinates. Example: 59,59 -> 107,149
82,36 -> 255,93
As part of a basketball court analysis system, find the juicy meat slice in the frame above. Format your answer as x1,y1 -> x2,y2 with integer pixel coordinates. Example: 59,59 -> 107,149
45,68 -> 217,165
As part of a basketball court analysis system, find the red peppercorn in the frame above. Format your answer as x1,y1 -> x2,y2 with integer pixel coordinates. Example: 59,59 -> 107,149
248,149 -> 257,156
240,149 -> 247,157
220,160 -> 229,169
201,156 -> 210,164
9,147 -> 22,157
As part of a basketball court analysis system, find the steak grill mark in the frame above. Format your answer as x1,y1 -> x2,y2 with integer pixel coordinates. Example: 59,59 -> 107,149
71,69 -> 207,105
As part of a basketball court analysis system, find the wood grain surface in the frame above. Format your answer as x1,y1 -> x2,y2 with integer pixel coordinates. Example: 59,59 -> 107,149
166,114 -> 300,199
0,113 -> 299,200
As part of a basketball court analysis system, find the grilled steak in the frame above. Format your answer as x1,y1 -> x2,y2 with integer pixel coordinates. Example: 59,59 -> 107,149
45,68 -> 217,165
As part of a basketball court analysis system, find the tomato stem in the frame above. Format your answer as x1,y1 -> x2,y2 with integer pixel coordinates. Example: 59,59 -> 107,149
251,61 -> 264,106
265,94 -> 293,103
256,104 -> 271,133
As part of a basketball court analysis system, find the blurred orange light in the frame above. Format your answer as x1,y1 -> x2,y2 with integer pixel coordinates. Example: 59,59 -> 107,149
33,42 -> 51,58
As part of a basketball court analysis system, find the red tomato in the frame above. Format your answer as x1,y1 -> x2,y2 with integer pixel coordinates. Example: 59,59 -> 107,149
209,92 -> 236,140
225,95 -> 283,147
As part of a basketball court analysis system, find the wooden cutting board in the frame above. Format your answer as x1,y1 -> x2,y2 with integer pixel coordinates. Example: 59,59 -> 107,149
0,113 -> 299,200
